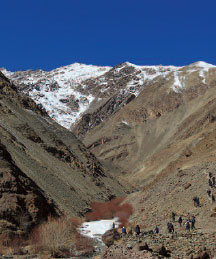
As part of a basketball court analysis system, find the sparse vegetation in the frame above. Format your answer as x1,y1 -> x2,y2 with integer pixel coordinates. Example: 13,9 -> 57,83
30,216 -> 94,257
0,216 -> 94,258
86,197 -> 133,226
0,197 -> 132,257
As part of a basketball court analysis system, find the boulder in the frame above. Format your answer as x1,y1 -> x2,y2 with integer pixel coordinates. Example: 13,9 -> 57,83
133,242 -> 151,252
102,229 -> 121,247
184,182 -> 192,190
194,251 -> 210,259
156,244 -> 170,257
127,243 -> 133,249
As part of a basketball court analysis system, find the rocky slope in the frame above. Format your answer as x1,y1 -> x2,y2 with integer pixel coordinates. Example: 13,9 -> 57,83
101,231 -> 215,258
0,141 -> 58,238
81,61 -> 216,178
0,71 -> 128,235
79,60 -> 216,242
3,60 -> 216,240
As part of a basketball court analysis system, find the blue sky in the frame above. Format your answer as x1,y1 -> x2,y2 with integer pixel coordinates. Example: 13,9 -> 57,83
1,0 -> 216,71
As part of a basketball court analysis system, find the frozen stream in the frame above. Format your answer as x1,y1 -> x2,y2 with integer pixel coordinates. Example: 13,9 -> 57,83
79,218 -> 120,241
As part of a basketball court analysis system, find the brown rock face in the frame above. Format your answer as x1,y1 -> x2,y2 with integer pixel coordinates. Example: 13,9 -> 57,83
0,142 -> 57,235
74,93 -> 136,139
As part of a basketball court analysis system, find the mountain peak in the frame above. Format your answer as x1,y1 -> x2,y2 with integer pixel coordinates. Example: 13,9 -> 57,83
188,61 -> 215,69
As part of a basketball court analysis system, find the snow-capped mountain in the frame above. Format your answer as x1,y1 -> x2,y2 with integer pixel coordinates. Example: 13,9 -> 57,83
1,61 -> 215,130
1,63 -> 111,129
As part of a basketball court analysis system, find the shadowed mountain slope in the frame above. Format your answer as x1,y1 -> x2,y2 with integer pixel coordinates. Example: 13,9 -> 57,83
0,72 -> 128,234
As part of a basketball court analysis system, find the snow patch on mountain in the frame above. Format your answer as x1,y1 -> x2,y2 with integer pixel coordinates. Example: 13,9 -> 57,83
1,63 -> 111,129
1,61 -> 215,130
189,61 -> 216,70
0,68 -> 13,78
125,63 -> 180,96
172,71 -> 183,93
199,70 -> 206,84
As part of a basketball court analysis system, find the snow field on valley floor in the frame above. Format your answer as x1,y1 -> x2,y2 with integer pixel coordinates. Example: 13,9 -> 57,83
79,218 -> 120,241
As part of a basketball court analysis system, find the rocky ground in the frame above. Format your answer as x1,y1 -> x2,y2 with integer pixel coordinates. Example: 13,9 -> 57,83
128,162 -> 216,232
101,230 -> 215,258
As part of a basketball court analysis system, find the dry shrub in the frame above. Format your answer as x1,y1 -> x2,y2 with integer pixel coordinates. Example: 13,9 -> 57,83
30,216 -> 77,257
86,197 -> 133,227
30,216 -> 94,257
0,234 -> 27,256
115,203 -> 133,227
16,212 -> 32,233
8,237 -> 26,255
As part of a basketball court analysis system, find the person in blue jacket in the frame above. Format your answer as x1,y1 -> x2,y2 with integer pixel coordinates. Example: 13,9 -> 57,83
122,226 -> 127,236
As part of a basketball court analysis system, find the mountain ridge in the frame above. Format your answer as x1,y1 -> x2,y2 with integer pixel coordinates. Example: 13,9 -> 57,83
2,61 -> 213,131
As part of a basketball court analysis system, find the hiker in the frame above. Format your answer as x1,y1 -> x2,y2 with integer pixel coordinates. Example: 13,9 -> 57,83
211,194 -> 215,203
185,221 -> 190,232
135,225 -> 141,236
197,197 -> 200,206
122,226 -> 127,233
209,172 -> 212,178
171,212 -> 176,222
212,176 -> 215,186
154,226 -> 159,234
121,226 -> 127,236
193,197 -> 197,206
209,178 -> 213,188
167,222 -> 174,233
190,216 -> 195,230
178,216 -> 183,227
207,189 -> 211,197
193,197 -> 200,207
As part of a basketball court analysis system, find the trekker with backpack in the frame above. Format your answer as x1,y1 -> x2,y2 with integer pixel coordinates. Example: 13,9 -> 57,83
190,216 -> 195,230
122,226 -> 127,236
167,222 -> 174,233
135,225 -> 141,236
209,178 -> 213,188
212,176 -> 215,186
154,226 -> 159,234
178,216 -> 183,227
212,194 -> 215,203
185,221 -> 190,232
171,212 -> 176,222
207,189 -> 211,197
193,197 -> 200,207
